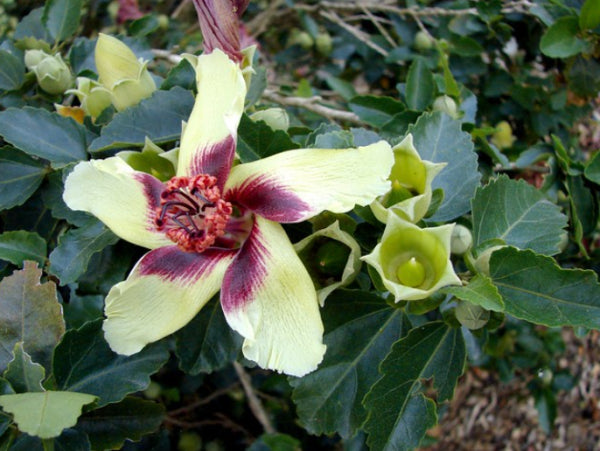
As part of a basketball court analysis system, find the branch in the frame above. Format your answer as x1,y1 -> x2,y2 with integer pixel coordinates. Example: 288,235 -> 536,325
233,362 -> 276,434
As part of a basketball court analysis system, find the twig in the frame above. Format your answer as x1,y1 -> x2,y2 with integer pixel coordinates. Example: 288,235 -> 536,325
263,90 -> 362,124
233,362 -> 276,434
168,382 -> 240,416
360,5 -> 397,48
320,9 -> 389,56
246,0 -> 285,37
152,48 -> 183,65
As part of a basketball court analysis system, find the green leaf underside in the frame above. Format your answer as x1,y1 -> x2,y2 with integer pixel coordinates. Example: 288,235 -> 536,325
49,219 -> 119,285
363,322 -> 466,451
237,114 -> 300,163
0,147 -> 47,211
3,342 -> 45,393
408,112 -> 480,221
42,0 -> 83,42
89,87 -> 194,152
0,391 -> 96,439
0,51 -> 25,91
75,397 -> 164,451
0,231 -> 47,266
0,262 -> 65,374
175,297 -> 242,375
290,290 -> 407,439
53,320 -> 169,407
471,176 -> 567,255
442,274 -> 504,312
489,247 -> 600,329
0,108 -> 88,167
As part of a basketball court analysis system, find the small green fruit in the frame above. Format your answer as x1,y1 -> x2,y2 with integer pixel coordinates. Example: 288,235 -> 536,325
315,32 -> 333,55
178,432 -> 202,451
413,31 -> 434,51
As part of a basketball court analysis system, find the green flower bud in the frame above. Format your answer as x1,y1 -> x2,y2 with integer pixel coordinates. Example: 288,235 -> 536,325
455,301 -> 490,330
490,121 -> 516,150
250,108 -> 290,131
25,50 -> 73,95
95,33 -> 156,111
362,215 -> 461,302
470,244 -> 507,276
413,31 -> 434,51
315,32 -> 333,56
288,29 -> 314,50
450,224 -> 473,255
67,77 -> 113,119
371,134 -> 445,223
294,221 -> 361,305
432,95 -> 460,119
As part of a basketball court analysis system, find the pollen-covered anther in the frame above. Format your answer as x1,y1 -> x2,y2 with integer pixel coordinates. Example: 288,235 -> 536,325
155,174 -> 232,253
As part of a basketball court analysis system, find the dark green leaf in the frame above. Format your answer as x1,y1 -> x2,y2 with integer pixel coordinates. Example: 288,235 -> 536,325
75,397 -> 164,451
245,66 -> 267,108
0,51 -> 25,91
41,169 -> 91,226
450,35 -> 484,57
237,114 -> 299,163
533,387 -> 557,434
3,342 -> 45,393
408,112 -> 481,221
471,176 -> 567,255
89,87 -> 194,152
53,320 -> 169,407
363,322 -> 466,451
585,151 -> 600,184
442,274 -> 504,312
175,297 -> 242,375
0,262 -> 65,374
0,231 -> 47,266
49,219 -> 119,285
54,429 -> 91,451
349,95 -> 405,128
128,15 -> 160,37
490,247 -> 600,329
248,433 -> 301,451
62,289 -> 104,330
69,37 -> 96,76
540,16 -> 588,58
313,130 -> 354,149
42,0 -> 82,42
291,290 -> 407,439
567,56 -> 600,98
406,58 -> 435,111
0,147 -> 48,211
0,108 -> 88,167
580,0 -> 600,30
160,58 -> 196,91
14,8 -> 52,42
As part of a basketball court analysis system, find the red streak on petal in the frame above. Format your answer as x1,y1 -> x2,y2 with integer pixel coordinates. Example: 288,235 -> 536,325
133,172 -> 166,230
189,136 -> 236,190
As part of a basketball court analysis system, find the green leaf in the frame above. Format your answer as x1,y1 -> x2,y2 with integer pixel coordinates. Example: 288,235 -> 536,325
406,58 -> 435,111
3,342 -> 45,393
442,274 -> 504,312
53,320 -> 169,407
349,95 -> 405,128
540,16 -> 588,58
245,66 -> 267,108
580,0 -> 600,30
49,219 -> 119,285
313,130 -> 354,149
75,397 -> 164,451
0,231 -> 47,266
450,35 -> 484,56
363,322 -> 466,451
42,0 -> 83,42
290,290 -> 407,439
160,58 -> 196,91
490,247 -> 600,329
41,169 -> 91,226
89,87 -> 194,152
248,433 -> 301,451
0,51 -> 25,91
408,112 -> 480,221
14,8 -> 52,42
566,175 -> 598,254
0,108 -> 88,167
0,147 -> 48,211
237,114 -> 300,163
584,151 -> 600,184
128,14 -> 160,37
0,262 -> 65,374
175,297 -> 242,375
471,176 -> 567,255
0,391 -> 96,439
567,55 -> 600,98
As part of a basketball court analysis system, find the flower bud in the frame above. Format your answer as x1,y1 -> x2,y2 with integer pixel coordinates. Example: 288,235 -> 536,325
450,224 -> 472,255
455,301 -> 490,330
294,221 -> 361,305
470,244 -> 507,276
315,32 -> 333,56
250,108 -> 290,131
288,29 -> 314,49
432,95 -> 459,119
67,77 -> 113,119
25,50 -> 73,95
362,215 -> 461,302
95,33 -> 156,111
413,31 -> 434,51
371,134 -> 445,223
490,121 -> 516,150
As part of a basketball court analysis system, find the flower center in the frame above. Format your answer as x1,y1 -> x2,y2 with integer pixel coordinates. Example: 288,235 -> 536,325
155,175 -> 232,253
396,257 -> 426,288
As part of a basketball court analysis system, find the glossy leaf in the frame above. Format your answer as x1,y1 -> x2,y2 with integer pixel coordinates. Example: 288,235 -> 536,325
406,58 -> 434,111
237,114 -> 299,163
443,274 -> 504,312
490,247 -> 600,329
53,320 -> 169,407
175,297 -> 242,375
3,342 -> 45,393
0,147 -> 48,211
0,231 -> 47,267
349,95 -> 405,128
290,290 -> 407,439
89,87 -> 194,152
49,218 -> 119,285
580,0 -> 600,30
363,322 -> 465,451
540,16 -> 588,58
471,176 -> 567,255
75,397 -> 164,451
0,108 -> 88,167
0,391 -> 96,439
0,51 -> 25,91
41,169 -> 91,227
42,0 -> 83,42
408,112 -> 480,221
0,262 -> 65,373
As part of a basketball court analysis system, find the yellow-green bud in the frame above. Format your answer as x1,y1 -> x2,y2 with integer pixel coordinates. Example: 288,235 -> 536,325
450,224 -> 472,255
490,121 -> 516,150
25,50 -> 73,95
472,244 -> 506,276
455,301 -> 490,330
316,32 -> 333,56
250,108 -> 290,131
68,77 -> 113,119
157,14 -> 169,30
289,30 -> 314,49
432,95 -> 459,119
414,31 -> 434,51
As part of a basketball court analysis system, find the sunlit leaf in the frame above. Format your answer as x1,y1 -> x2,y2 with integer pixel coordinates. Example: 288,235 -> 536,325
442,274 -> 504,312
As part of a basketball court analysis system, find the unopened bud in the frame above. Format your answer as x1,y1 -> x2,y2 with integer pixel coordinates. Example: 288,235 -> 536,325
432,95 -> 459,119
455,301 -> 490,330
413,31 -> 434,51
450,224 -> 472,255
250,108 -> 290,131
25,50 -> 73,95
491,121 -> 516,150
315,32 -> 333,56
